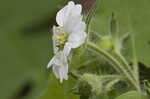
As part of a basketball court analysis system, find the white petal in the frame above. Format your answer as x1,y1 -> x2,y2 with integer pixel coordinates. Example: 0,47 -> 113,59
49,51 -> 68,83
52,26 -> 59,54
68,31 -> 87,48
71,4 -> 82,16
56,1 -> 82,27
53,64 -> 61,78
62,66 -> 68,80
72,21 -> 86,33
63,15 -> 83,33
68,1 -> 82,17
53,52 -> 64,66
63,43 -> 72,57
47,52 -> 62,69
59,64 -> 68,83
56,1 -> 75,26
68,1 -> 75,6
56,7 -> 66,27
47,56 -> 55,68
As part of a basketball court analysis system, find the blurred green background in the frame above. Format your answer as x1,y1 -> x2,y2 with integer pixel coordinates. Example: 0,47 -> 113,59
0,0 -> 79,99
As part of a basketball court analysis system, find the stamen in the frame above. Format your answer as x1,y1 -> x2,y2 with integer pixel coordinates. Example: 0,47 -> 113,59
56,36 -> 62,40
60,33 -> 65,35
56,26 -> 61,30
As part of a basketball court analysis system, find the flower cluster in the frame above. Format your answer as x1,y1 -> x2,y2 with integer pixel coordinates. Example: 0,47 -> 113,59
47,1 -> 87,83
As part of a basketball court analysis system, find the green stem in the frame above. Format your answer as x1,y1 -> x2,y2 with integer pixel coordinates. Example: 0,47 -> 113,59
86,42 -> 141,91
114,52 -> 136,80
77,58 -> 100,70
126,5 -> 140,91
68,71 -> 80,80
131,32 -> 140,91
115,52 -> 140,89
104,79 -> 120,91
99,75 -> 124,81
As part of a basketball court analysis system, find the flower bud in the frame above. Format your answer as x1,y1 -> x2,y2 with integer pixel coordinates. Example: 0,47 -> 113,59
110,13 -> 121,53
98,36 -> 113,52
78,73 -> 102,95
111,13 -> 118,37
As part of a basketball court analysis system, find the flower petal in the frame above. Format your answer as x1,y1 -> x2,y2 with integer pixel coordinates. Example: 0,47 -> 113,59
63,15 -> 83,33
56,1 -> 75,26
63,43 -> 72,57
59,63 -> 68,83
47,56 -> 55,68
72,21 -> 86,33
70,4 -> 82,17
68,31 -> 87,48
56,1 -> 82,27
53,64 -> 61,78
52,26 -> 59,54
48,51 -> 68,83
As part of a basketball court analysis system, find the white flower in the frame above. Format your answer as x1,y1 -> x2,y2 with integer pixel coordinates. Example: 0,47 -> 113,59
48,51 -> 68,83
47,1 -> 87,83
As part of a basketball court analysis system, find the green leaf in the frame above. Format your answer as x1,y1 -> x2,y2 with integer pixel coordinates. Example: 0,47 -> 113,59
89,90 -> 117,99
89,93 -> 109,99
41,74 -> 79,99
115,91 -> 147,99
126,0 -> 150,67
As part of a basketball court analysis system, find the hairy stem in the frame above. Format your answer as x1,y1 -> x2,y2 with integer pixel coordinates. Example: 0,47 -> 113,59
127,5 -> 140,91
104,79 -> 120,91
114,52 -> 136,81
86,42 -> 141,91
130,30 -> 140,91
115,52 -> 140,89
99,75 -> 124,81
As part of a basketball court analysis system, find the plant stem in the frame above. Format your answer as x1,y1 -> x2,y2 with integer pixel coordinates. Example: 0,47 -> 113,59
115,52 -> 140,89
68,71 -> 80,80
131,30 -> 140,91
99,75 -> 124,81
104,79 -> 120,91
86,42 -> 141,91
114,52 -> 136,80
127,7 -> 140,91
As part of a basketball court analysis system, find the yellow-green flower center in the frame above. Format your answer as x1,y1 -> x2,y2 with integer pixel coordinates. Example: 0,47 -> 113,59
56,26 -> 69,50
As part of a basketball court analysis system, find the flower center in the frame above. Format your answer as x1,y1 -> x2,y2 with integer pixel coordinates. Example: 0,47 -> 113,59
56,26 -> 61,30
55,26 -> 69,50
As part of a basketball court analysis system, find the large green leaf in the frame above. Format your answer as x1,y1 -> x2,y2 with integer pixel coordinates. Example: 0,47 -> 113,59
115,91 -> 147,99
41,74 -> 79,99
91,0 -> 150,67
126,0 -> 150,67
